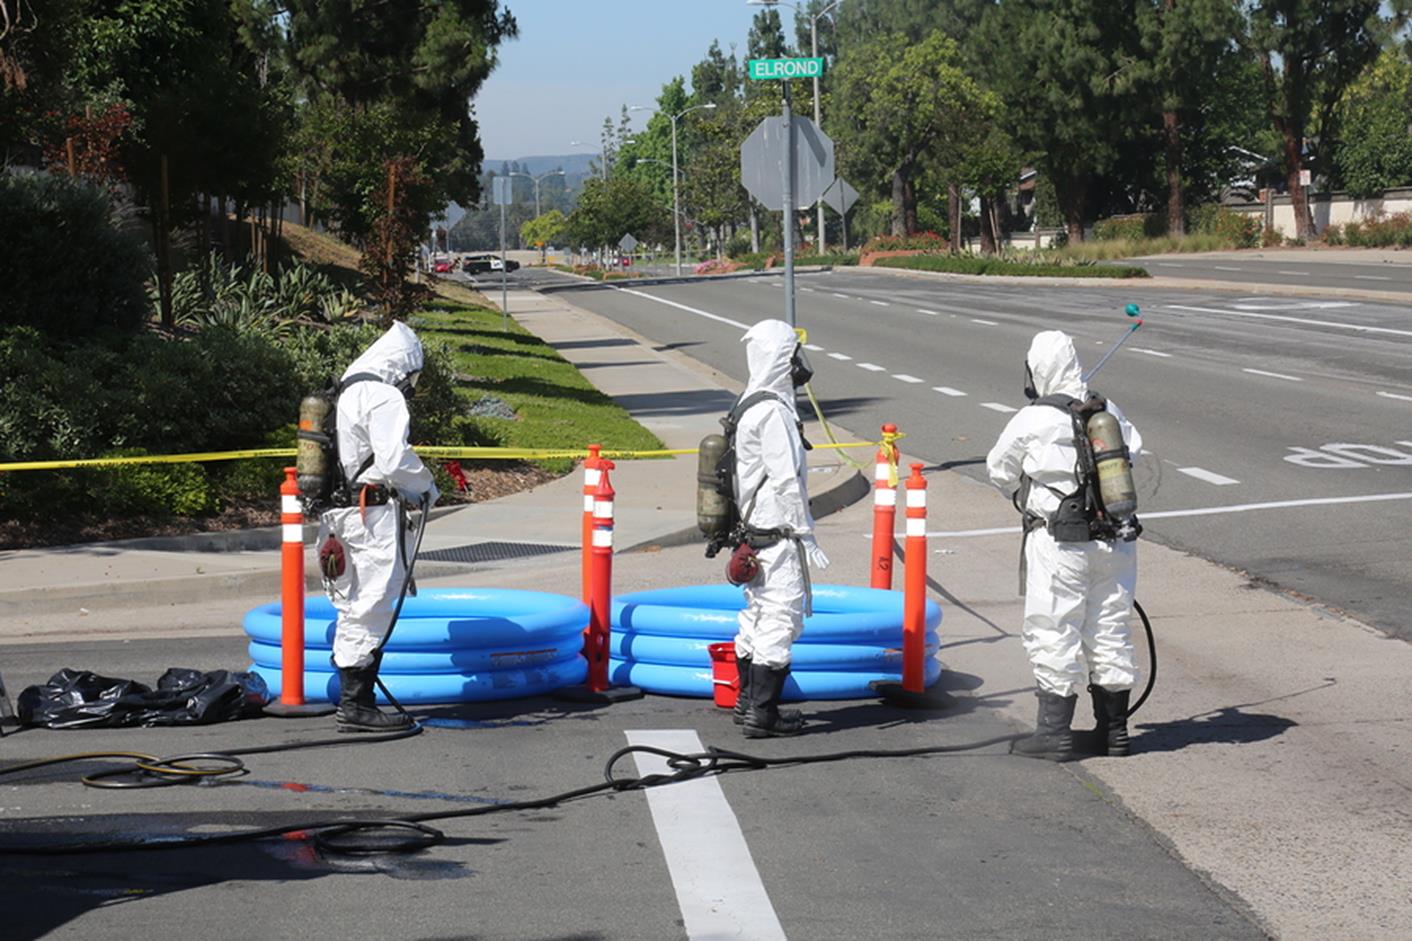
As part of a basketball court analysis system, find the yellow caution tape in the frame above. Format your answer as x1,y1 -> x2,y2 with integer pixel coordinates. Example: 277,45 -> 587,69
0,440 -> 880,473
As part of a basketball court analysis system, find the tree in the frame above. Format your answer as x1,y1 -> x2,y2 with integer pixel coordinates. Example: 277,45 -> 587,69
832,31 -> 994,235
565,176 -> 668,253
1135,0 -> 1244,236
1244,0 -> 1382,239
977,0 -> 1140,242
521,209 -> 567,261
1333,50 -> 1412,196
682,106 -> 748,257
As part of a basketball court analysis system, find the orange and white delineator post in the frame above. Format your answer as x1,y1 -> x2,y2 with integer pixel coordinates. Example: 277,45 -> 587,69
869,423 -> 900,590
901,463 -> 928,694
580,444 -> 602,603
585,459 -> 616,693
265,467 -> 334,717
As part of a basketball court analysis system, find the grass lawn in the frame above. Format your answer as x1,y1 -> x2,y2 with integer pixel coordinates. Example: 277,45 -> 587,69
411,300 -> 663,474
875,253 -> 1149,278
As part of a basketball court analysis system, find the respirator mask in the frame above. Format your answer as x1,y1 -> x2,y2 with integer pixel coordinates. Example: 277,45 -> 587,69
396,369 -> 422,399
1023,361 -> 1037,402
790,344 -> 814,388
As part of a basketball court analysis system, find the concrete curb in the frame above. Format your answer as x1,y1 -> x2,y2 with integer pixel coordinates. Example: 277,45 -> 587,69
537,266 -> 831,294
842,261 -> 1412,302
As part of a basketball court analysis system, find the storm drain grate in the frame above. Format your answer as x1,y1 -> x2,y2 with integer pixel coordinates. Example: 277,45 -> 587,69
418,541 -> 578,564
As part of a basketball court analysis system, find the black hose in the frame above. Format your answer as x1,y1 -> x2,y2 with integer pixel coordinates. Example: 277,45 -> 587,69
1130,599 -> 1155,716
0,734 -> 1018,857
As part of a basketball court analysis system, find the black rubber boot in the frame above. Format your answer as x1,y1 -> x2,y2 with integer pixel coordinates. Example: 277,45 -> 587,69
336,661 -> 412,733
732,654 -> 753,725
1072,684 -> 1110,756
743,664 -> 805,738
1097,687 -> 1131,757
1011,688 -> 1077,761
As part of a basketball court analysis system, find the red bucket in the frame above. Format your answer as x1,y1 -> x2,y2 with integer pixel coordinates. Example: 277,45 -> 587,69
708,643 -> 738,709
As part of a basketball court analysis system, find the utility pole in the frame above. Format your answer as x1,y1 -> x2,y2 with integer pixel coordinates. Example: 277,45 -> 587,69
782,81 -> 796,327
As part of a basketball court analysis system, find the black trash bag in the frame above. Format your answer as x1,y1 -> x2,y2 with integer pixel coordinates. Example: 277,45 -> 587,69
17,668 -> 270,729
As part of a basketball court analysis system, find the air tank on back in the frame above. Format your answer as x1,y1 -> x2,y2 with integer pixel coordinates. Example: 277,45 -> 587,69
696,433 -> 731,539
1086,410 -> 1137,520
296,392 -> 333,503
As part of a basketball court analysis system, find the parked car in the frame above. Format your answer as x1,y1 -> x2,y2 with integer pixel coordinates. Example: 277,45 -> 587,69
432,259 -> 453,273
462,253 -> 519,274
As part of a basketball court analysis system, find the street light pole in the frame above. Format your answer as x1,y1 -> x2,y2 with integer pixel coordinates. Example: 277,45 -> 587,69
671,118 -> 681,277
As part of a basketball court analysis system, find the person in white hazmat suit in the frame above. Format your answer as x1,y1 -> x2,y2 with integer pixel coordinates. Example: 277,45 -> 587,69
320,321 -> 439,732
986,330 -> 1143,761
731,319 -> 830,738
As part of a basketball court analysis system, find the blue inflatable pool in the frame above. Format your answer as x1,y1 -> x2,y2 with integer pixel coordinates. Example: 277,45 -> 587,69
610,584 -> 942,701
244,588 -> 588,704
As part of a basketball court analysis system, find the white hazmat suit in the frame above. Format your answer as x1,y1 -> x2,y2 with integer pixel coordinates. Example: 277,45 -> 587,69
986,330 -> 1143,700
321,321 -> 439,671
732,319 -> 829,670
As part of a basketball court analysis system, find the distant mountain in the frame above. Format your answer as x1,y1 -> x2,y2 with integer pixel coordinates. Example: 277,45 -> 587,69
483,153 -> 597,178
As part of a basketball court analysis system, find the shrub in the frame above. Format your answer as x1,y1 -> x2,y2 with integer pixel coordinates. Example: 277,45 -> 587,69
1340,212 -> 1412,247
96,450 -> 216,517
862,231 -> 949,253
1261,225 -> 1285,248
164,254 -> 365,335
794,252 -> 859,267
1189,205 -> 1262,248
1323,224 -> 1344,246
1093,213 -> 1168,241
0,172 -> 150,337
874,254 -> 1148,278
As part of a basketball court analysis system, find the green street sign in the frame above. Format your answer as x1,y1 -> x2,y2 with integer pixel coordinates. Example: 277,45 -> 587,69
747,57 -> 825,81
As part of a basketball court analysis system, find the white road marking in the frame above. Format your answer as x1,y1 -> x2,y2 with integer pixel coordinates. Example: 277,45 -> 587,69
980,402 -> 1018,413
1131,347 -> 1172,358
971,318 -> 999,325
1156,263 -> 1184,268
613,287 -> 749,330
828,352 -> 852,361
1213,265 -> 1243,271
893,374 -> 924,383
1277,270 -> 1309,276
870,300 -> 890,307
627,730 -> 787,941
916,308 -> 941,316
858,362 -> 886,371
1355,275 -> 1392,281
803,343 -> 824,351
800,287 -> 815,292
923,491 -> 1412,537
1166,305 -> 1412,338
1178,466 -> 1241,486
1232,301 -> 1355,310
1243,367 -> 1303,382
1377,391 -> 1412,402
933,386 -> 967,397
832,292 -> 848,298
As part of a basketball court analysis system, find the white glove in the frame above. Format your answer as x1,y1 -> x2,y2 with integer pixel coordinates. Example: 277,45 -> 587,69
424,480 -> 441,509
801,534 -> 830,571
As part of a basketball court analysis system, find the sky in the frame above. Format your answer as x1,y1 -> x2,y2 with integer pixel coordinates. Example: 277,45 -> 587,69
477,1 -> 776,161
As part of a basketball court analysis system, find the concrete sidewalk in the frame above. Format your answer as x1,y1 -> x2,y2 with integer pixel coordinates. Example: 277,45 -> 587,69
0,287 -> 866,639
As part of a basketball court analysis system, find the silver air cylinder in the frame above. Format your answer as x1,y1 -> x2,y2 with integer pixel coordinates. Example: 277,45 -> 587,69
1086,410 -> 1137,520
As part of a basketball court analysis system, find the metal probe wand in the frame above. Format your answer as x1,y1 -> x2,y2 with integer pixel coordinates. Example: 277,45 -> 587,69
1082,303 -> 1143,383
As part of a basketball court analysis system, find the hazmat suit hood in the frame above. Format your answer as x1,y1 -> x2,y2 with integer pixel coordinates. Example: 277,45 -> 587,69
742,319 -> 799,408
1026,330 -> 1086,401
343,321 -> 424,387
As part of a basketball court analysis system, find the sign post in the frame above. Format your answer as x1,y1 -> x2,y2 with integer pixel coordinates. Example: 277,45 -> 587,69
493,176 -> 513,329
822,178 -> 860,251
744,58 -> 833,328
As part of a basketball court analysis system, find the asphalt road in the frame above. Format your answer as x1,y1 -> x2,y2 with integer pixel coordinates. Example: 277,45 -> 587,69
537,267 -> 1412,642
0,633 -> 1265,941
1124,253 -> 1412,291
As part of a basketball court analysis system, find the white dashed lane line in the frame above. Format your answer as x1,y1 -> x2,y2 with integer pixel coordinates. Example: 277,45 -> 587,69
827,352 -> 852,361
1213,265 -> 1243,271
1242,367 -> 1303,382
980,402 -> 1018,413
933,386 -> 967,397
971,318 -> 998,325
1377,391 -> 1412,402
892,374 -> 924,384
1278,270 -> 1309,276
1131,347 -> 1171,358
832,292 -> 848,298
1355,275 -> 1392,281
857,362 -> 887,372
803,343 -> 824,351
870,300 -> 890,307
1156,263 -> 1183,268
1177,466 -> 1241,486
916,308 -> 940,316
